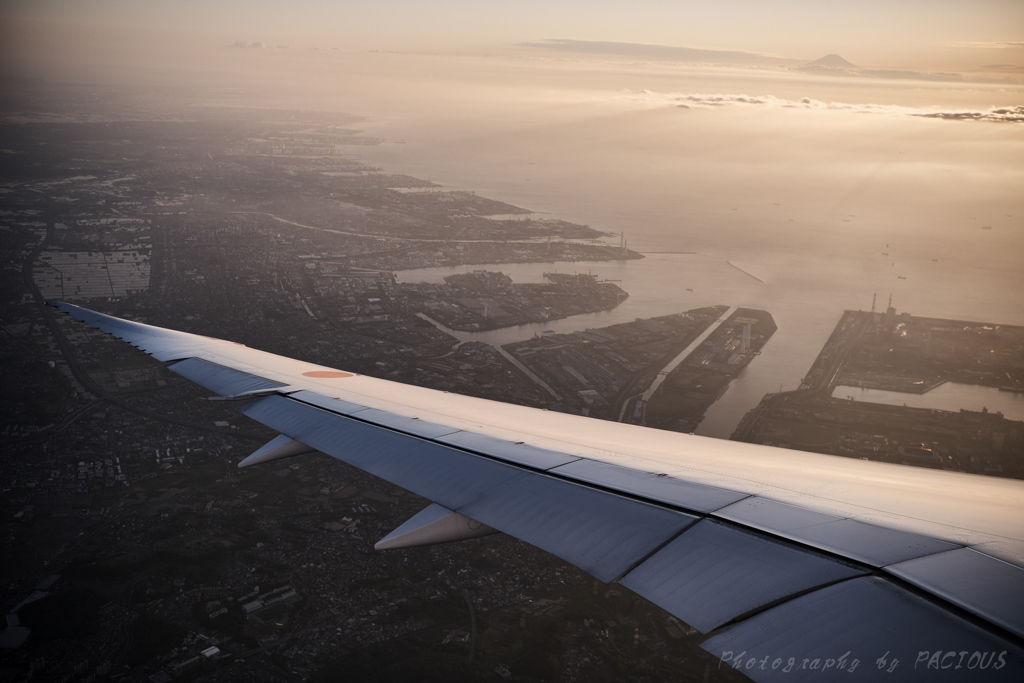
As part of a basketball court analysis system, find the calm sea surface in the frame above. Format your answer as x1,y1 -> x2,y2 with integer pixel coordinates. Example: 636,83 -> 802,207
349,78 -> 1024,436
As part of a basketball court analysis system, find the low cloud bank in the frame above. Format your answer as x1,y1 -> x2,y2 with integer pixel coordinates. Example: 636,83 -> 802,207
913,106 -> 1024,122
629,92 -> 1024,123
227,41 -> 290,50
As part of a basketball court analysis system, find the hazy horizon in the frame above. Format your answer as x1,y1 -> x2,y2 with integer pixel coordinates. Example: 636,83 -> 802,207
2,0 -> 1023,85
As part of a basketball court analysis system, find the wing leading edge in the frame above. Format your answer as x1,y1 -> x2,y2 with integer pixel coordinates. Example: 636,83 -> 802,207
52,302 -> 1024,681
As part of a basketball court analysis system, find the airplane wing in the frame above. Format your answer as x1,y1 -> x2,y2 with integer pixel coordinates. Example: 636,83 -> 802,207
52,302 -> 1024,681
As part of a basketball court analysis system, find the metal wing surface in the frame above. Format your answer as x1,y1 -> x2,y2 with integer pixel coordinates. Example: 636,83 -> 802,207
53,302 -> 1024,680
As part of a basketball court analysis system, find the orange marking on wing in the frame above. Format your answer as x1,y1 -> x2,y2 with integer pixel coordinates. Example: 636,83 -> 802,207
302,371 -> 353,378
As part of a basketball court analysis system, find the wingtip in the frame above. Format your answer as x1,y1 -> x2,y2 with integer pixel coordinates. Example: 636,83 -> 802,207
48,301 -> 94,322
47,301 -> 75,314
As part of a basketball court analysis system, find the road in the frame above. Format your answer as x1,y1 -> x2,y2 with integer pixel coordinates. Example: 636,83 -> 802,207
415,312 -> 561,400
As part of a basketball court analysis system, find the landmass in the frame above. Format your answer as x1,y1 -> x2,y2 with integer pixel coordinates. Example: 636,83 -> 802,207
506,307 -> 728,419
5,83 -> 1020,683
419,271 -> 627,332
0,98 -> 738,681
643,308 -> 776,433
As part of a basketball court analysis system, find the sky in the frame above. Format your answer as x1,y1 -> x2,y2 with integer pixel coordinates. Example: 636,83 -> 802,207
1,0 -> 1023,85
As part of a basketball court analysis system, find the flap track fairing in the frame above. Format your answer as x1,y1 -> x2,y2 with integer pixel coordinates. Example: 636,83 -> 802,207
238,434 -> 317,468
375,503 -> 499,550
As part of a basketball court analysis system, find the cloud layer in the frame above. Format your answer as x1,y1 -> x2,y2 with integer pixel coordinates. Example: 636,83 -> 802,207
520,39 -> 800,67
951,41 -> 1024,49
913,106 -> 1024,123
628,92 -> 1024,123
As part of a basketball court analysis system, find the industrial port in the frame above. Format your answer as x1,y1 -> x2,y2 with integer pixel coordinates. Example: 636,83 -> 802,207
734,308 -> 1024,478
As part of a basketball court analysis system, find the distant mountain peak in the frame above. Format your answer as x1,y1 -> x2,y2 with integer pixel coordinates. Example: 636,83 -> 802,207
807,54 -> 858,69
